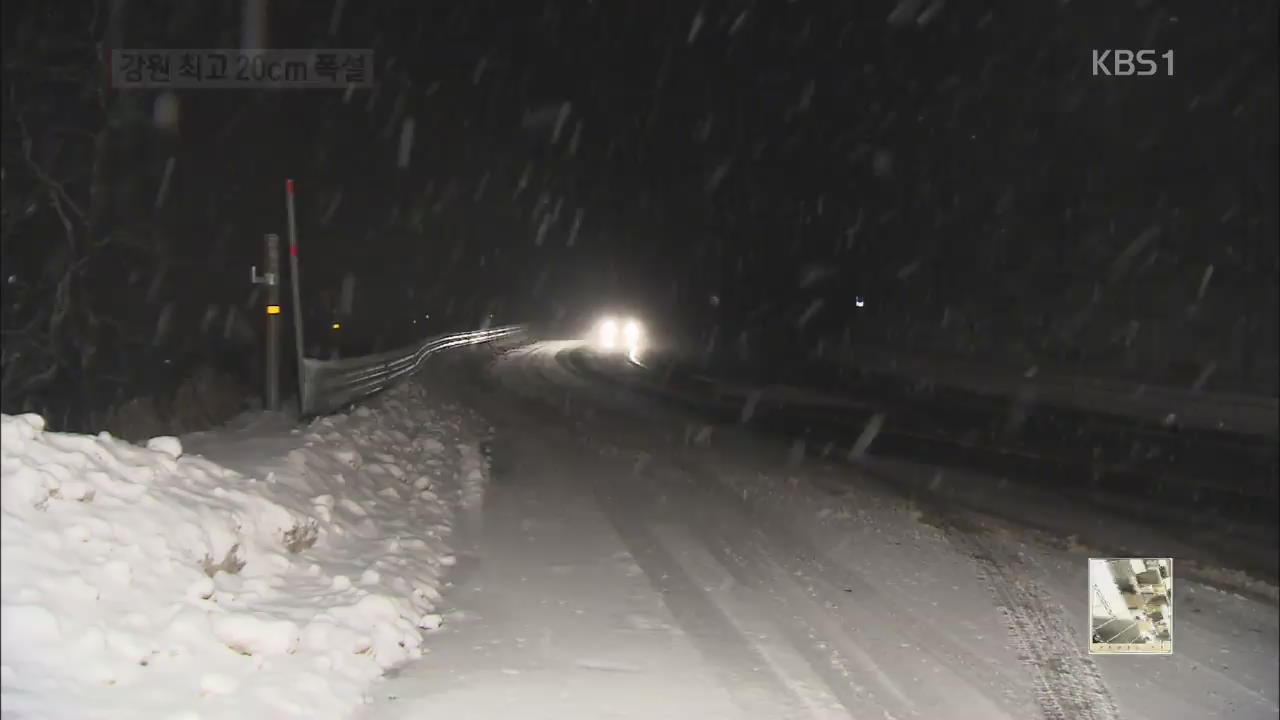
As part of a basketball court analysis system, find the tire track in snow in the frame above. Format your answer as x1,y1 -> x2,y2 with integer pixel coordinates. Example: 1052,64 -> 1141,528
672,458 -> 1034,719
650,523 -> 850,720
851,464 -> 1122,720
592,478 -> 812,719
944,526 -> 1122,720
682,484 -> 1040,719
687,519 -> 919,719
599,461 -> 897,718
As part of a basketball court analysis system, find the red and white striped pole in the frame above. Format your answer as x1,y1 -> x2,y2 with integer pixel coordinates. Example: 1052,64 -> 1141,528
286,178 -> 307,413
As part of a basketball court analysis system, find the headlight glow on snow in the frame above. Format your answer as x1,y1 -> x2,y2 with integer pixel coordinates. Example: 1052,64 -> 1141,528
593,315 -> 644,357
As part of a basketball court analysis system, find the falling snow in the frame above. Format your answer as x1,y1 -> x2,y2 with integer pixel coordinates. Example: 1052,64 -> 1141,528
397,118 -> 415,169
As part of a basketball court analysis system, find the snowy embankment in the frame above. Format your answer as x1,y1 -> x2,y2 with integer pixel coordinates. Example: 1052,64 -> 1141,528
1,381 -> 490,719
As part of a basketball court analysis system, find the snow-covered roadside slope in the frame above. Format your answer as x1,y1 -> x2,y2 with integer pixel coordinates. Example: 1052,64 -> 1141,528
1,380 -> 490,720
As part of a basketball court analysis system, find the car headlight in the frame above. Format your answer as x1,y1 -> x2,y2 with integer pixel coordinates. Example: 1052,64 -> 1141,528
593,315 -> 646,355
624,319 -> 644,361
597,317 -> 619,350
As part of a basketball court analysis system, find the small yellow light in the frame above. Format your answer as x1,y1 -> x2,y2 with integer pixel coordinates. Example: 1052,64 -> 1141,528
332,322 -> 341,330
266,304 -> 281,315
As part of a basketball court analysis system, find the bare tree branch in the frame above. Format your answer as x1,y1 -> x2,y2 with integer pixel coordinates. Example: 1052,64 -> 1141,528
12,92 -> 87,227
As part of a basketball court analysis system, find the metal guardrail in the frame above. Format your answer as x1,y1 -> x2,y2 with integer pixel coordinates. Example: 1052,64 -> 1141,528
843,346 -> 1280,439
299,324 -> 525,416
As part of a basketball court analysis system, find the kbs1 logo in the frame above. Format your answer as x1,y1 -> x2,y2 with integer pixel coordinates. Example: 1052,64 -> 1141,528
1092,49 -> 1174,76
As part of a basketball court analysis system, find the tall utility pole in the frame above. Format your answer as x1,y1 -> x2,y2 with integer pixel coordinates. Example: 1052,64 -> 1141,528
286,179 -> 306,414
263,233 -> 281,410
251,234 -> 281,410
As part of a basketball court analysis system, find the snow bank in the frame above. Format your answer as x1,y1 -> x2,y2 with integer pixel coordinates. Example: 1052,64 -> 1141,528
1,381 -> 490,719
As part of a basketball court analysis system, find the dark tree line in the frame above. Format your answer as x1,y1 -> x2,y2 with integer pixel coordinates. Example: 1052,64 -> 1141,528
2,0 -> 1277,433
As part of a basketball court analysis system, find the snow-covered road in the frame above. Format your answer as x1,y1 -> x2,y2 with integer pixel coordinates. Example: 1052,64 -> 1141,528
359,341 -> 1279,719
4,339 -> 1275,719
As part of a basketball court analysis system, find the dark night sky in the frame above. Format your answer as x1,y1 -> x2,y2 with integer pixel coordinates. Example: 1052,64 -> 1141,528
2,0 -> 1277,421
297,1 -> 1275,367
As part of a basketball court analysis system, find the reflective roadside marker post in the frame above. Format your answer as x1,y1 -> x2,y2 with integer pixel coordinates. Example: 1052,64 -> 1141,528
286,178 -> 306,414
264,233 -> 281,411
